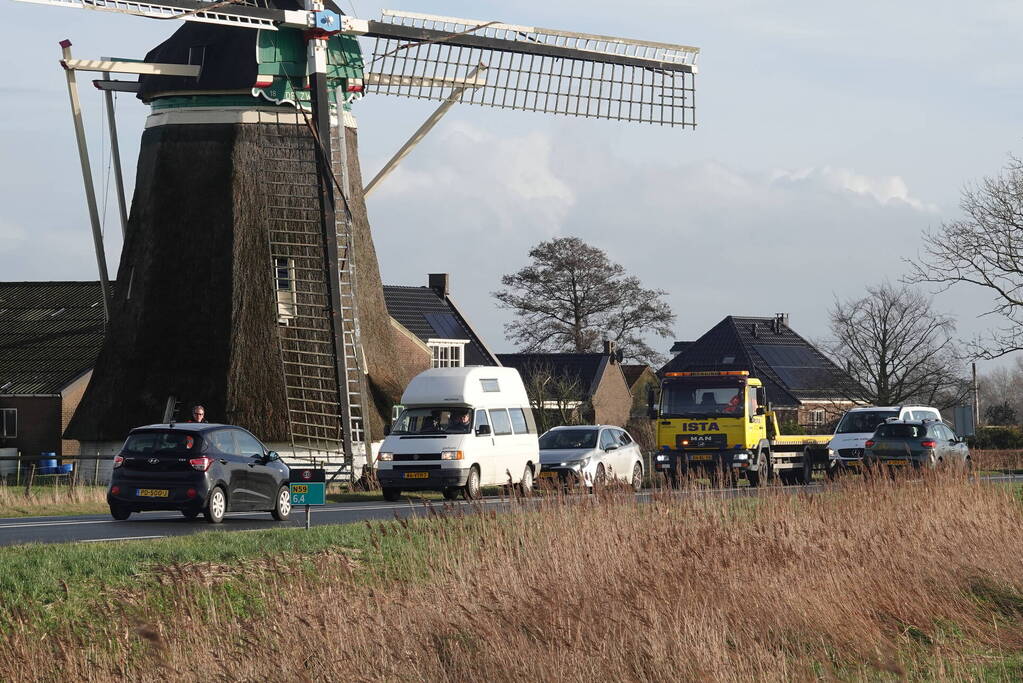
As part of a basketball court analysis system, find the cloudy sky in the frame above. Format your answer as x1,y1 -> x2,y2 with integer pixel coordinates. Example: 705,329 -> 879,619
2,0 -> 1022,365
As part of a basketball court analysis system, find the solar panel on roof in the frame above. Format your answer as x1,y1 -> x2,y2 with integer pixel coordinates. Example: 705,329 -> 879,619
423,312 -> 467,341
753,344 -> 837,390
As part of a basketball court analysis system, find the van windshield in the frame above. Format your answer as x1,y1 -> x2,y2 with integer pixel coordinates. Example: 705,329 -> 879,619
836,411 -> 898,434
392,407 -> 473,435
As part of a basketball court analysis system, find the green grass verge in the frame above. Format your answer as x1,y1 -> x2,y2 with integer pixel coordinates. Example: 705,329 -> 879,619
0,515 -> 456,635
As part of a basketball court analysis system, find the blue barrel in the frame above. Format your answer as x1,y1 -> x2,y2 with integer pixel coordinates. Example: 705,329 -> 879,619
39,453 -> 57,474
59,463 -> 74,474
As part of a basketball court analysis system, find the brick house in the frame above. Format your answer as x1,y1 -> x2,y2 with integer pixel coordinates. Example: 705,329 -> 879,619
497,343 -> 632,432
659,314 -> 857,430
383,273 -> 500,369
0,282 -> 106,466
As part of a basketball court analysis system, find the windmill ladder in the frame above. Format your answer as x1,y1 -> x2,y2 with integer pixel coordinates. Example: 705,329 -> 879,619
261,113 -> 370,483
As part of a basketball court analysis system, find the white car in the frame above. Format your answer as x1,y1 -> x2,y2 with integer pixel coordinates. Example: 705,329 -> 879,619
537,425 -> 644,491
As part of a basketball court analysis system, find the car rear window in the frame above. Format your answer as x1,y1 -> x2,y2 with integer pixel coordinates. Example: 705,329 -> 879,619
875,424 -> 926,439
123,431 -> 199,454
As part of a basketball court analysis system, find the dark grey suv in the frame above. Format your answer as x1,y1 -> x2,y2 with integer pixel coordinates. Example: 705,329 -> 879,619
108,423 -> 291,523
864,419 -> 971,471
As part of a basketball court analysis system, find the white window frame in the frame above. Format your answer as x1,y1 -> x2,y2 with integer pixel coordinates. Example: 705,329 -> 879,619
428,339 -> 469,368
807,408 -> 826,427
275,257 -> 297,324
1,408 -> 16,439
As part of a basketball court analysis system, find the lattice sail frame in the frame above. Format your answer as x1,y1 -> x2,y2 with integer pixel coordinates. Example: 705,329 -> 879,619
365,10 -> 699,128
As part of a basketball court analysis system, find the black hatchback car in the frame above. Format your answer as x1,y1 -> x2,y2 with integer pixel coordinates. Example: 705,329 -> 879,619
108,423 -> 291,523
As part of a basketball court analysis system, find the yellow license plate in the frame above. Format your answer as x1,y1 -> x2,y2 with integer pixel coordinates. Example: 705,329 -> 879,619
538,471 -> 559,478
885,459 -> 908,466
403,472 -> 429,479
137,488 -> 169,498
690,454 -> 713,461
292,484 -> 309,494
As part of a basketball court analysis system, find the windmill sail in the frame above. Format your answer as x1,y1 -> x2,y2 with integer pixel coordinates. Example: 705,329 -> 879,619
364,10 -> 699,127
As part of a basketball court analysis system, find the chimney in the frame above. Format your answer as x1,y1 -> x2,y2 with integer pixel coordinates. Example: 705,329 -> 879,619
751,323 -> 759,338
428,273 -> 449,297
775,312 -> 789,333
603,339 -> 617,360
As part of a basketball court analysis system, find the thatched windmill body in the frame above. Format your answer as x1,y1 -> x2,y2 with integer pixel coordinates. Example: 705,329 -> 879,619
12,0 -> 700,479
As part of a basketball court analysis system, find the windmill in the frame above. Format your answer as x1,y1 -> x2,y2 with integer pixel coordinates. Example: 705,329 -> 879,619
11,0 -> 699,481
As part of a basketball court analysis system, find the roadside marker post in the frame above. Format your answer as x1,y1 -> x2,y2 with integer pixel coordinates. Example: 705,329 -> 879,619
289,468 -> 325,530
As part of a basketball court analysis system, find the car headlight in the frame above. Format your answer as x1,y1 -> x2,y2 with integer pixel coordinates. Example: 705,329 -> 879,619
378,452 -> 393,462
440,449 -> 464,460
572,456 -> 591,468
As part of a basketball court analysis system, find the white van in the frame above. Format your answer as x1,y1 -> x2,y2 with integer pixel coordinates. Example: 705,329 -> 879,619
375,367 -> 540,501
828,405 -> 942,470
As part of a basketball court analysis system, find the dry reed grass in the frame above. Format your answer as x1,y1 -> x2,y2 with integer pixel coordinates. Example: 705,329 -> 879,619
0,483 -> 107,518
2,473 -> 1022,681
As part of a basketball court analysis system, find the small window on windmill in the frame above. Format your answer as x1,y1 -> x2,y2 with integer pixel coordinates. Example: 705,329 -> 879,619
275,257 -> 297,324
722,356 -> 735,364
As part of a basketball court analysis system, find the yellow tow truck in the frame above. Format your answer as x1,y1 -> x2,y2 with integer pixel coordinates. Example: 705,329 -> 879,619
648,371 -> 832,486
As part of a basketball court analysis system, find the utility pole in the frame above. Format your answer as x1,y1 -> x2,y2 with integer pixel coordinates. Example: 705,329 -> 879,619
972,362 -> 979,427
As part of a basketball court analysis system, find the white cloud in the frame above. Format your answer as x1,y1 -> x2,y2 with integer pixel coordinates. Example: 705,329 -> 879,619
769,166 -> 937,212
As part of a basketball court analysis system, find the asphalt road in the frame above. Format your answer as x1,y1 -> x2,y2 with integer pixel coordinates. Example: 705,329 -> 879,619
1,474 -> 1020,547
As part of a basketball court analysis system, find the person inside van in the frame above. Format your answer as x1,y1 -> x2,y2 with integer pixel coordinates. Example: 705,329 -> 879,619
445,409 -> 473,434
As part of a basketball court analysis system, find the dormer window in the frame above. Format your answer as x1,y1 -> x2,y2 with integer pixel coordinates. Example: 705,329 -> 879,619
428,339 -> 468,368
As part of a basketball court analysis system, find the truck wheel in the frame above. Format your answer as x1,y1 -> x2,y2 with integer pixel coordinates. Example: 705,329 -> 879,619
795,449 -> 813,485
382,488 -> 401,502
442,487 -> 460,500
747,452 -> 763,488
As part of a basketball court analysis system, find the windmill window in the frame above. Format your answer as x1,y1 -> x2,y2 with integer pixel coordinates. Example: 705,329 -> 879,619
275,257 -> 297,324
722,356 -> 735,364
429,339 -> 467,368
1,408 -> 16,439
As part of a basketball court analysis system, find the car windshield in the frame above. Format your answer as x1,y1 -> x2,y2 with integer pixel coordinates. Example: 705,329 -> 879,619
539,429 -> 597,450
836,410 -> 899,434
392,407 -> 473,435
123,431 -> 198,454
875,423 -> 927,439
660,382 -> 744,418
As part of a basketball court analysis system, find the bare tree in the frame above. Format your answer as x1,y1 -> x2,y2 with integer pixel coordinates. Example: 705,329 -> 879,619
906,155 -> 1023,359
493,237 -> 674,365
828,282 -> 970,409
519,360 -> 589,433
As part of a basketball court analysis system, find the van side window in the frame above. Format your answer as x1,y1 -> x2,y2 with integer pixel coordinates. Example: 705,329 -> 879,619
509,408 -> 529,435
475,409 -> 490,431
489,409 -> 513,436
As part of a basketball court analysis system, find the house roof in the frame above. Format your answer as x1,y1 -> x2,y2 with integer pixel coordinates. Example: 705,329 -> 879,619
621,364 -> 655,389
0,282 -> 107,395
496,353 -> 610,398
382,286 -> 498,366
658,316 -> 853,407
